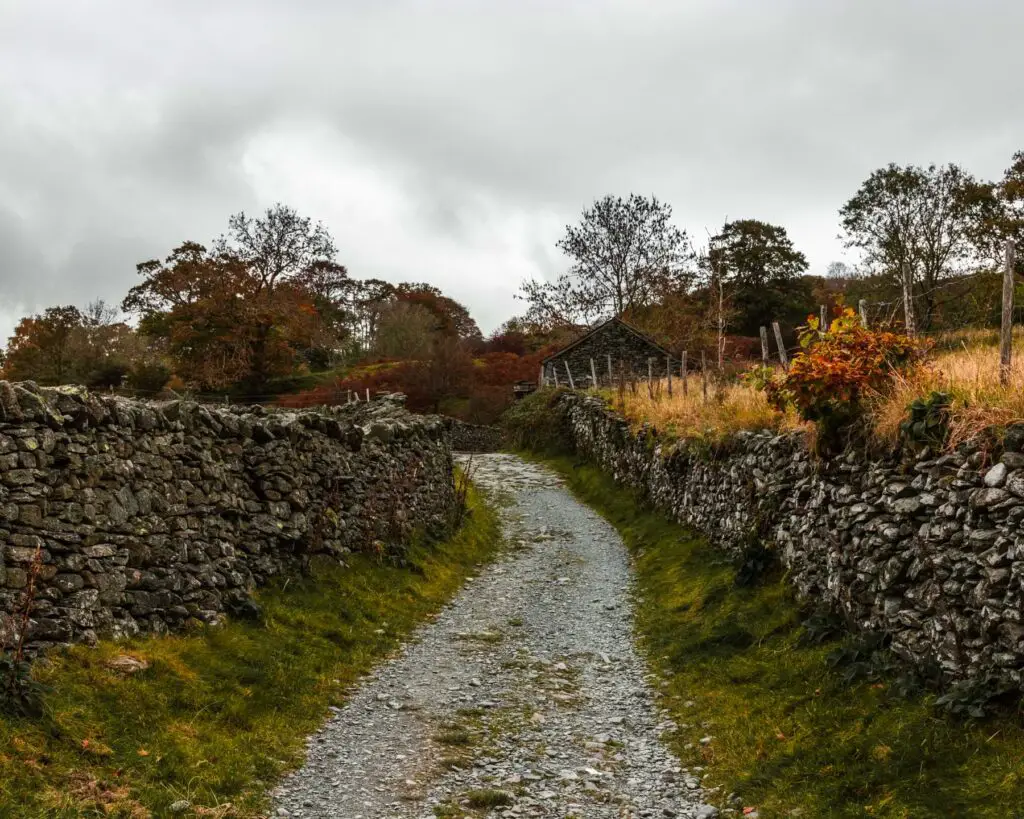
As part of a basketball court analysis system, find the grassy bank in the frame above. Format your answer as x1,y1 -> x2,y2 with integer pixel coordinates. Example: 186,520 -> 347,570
599,329 -> 1024,450
0,484 -> 501,818
539,454 -> 1024,818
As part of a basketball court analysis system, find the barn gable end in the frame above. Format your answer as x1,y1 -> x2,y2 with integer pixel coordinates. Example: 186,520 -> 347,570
541,317 -> 674,387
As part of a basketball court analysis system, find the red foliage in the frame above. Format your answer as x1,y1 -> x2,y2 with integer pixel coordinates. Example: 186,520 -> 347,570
278,346 -> 550,424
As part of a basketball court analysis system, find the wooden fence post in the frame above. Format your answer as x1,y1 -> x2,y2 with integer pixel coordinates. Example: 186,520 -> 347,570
859,299 -> 869,329
759,326 -> 769,364
647,358 -> 654,399
1001,239 -> 1016,386
563,360 -> 575,390
666,355 -> 673,397
701,350 -> 708,402
901,262 -> 916,336
820,304 -> 827,334
772,321 -> 789,370
681,351 -> 688,396
590,358 -> 598,389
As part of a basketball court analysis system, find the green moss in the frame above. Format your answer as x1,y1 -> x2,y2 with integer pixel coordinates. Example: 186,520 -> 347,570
538,454 -> 1024,819
0,484 -> 502,818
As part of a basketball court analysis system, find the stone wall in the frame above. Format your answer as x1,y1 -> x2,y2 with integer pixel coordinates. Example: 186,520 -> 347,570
543,320 -> 674,388
0,382 -> 455,650
445,419 -> 504,453
560,392 -> 1024,689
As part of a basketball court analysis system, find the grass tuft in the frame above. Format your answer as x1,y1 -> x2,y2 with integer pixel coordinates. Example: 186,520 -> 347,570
463,788 -> 514,808
540,454 -> 1024,818
0,483 -> 502,818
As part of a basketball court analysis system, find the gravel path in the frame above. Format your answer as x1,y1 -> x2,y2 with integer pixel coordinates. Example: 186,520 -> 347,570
272,453 -> 715,818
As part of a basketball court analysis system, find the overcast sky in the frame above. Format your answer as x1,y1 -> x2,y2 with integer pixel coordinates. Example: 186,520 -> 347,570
2,0 -> 1022,341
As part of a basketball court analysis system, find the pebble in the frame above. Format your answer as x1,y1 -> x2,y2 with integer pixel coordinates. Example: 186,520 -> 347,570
272,454 -> 707,817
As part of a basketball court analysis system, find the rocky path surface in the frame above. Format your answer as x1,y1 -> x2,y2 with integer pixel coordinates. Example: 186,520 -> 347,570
273,453 -> 714,818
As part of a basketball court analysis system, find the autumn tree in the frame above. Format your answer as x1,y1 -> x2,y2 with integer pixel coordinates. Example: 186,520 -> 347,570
124,206 -> 350,389
394,283 -> 481,342
839,163 -> 997,330
123,242 -> 254,388
340,278 -> 396,355
3,305 -> 84,384
521,194 -> 695,326
372,301 -> 438,359
213,204 -> 349,384
705,219 -> 811,335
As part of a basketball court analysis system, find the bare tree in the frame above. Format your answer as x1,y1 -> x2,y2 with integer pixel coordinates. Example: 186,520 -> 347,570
520,194 -> 695,326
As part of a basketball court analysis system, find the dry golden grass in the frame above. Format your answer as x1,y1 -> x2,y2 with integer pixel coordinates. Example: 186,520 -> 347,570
605,375 -> 802,443
603,329 -> 1024,451
870,337 -> 1024,447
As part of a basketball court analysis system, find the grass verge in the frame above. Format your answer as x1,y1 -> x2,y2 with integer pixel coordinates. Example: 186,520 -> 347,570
538,453 -> 1024,819
0,483 -> 501,818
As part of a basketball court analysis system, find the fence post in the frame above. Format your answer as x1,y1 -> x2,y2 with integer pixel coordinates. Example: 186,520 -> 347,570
701,350 -> 708,402
366,387 -> 371,402
590,358 -> 598,389
901,262 -> 916,336
859,299 -> 869,329
1001,239 -> 1016,386
681,351 -> 688,396
606,353 -> 613,385
666,354 -> 673,397
647,357 -> 654,399
820,304 -> 827,334
563,360 -> 575,390
772,321 -> 789,370
759,326 -> 769,364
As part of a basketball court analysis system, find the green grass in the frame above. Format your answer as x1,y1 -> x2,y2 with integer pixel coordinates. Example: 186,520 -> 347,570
463,788 -> 514,808
0,484 -> 501,818
538,454 -> 1024,819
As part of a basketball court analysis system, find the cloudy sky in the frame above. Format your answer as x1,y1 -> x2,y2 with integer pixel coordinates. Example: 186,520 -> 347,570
1,0 -> 1022,341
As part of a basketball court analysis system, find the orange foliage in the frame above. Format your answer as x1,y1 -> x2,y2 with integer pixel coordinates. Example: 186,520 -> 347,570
762,307 -> 927,440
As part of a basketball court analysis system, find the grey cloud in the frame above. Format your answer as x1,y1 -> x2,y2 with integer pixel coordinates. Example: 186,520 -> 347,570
1,0 -> 1023,340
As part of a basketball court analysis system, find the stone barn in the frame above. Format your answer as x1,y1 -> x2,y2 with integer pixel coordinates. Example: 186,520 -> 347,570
541,316 -> 675,388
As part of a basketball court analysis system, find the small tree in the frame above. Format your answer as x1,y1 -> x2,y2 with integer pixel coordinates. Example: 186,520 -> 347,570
520,194 -> 695,326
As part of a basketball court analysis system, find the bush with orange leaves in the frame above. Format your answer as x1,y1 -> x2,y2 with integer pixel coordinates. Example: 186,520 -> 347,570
761,307 -> 929,447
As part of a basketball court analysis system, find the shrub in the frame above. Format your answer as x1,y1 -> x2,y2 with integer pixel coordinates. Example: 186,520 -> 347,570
128,362 -> 172,394
900,390 -> 952,447
761,307 -> 927,447
84,360 -> 131,390
500,388 -> 571,454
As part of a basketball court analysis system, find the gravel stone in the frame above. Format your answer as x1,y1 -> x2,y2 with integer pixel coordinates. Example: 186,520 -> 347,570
272,453 -> 706,818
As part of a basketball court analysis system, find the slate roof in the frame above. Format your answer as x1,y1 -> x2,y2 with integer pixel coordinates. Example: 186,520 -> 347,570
541,315 -> 673,364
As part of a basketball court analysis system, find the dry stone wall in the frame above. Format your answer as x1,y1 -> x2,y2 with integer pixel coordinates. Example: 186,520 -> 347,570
0,382 -> 455,650
445,419 -> 504,453
561,392 -> 1024,689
